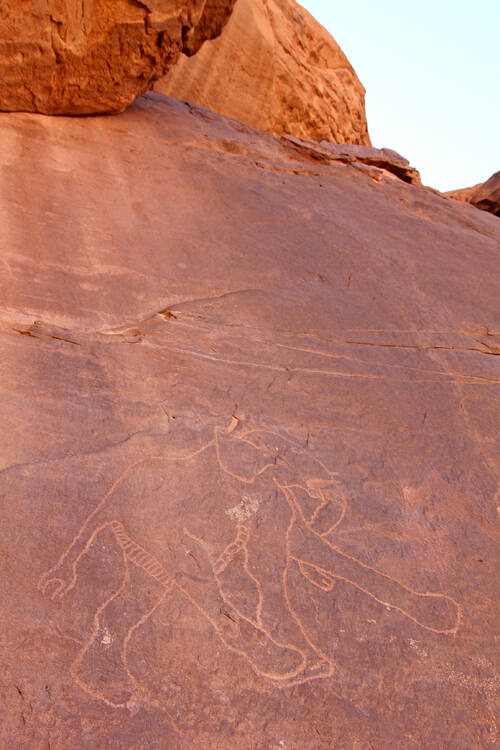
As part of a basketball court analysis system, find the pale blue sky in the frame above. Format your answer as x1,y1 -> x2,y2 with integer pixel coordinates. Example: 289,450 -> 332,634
300,0 -> 500,191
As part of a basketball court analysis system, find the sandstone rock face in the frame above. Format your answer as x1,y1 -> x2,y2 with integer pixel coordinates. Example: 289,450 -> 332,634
156,0 -> 370,144
284,135 -> 421,185
0,0 -> 235,115
444,172 -> 500,217
0,93 -> 499,749
443,183 -> 482,204
471,171 -> 500,216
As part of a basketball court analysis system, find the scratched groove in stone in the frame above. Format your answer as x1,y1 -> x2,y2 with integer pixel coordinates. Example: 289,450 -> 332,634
0,93 -> 499,749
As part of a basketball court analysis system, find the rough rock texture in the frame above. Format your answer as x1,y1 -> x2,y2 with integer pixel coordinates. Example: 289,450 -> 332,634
443,183 -> 482,204
0,93 -> 499,749
445,172 -> 500,217
284,136 -> 421,185
0,0 -> 235,115
156,0 -> 370,144
470,171 -> 500,216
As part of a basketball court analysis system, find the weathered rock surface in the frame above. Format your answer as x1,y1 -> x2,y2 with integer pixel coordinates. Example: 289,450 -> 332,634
0,0 -> 235,115
283,136 -> 422,185
443,183 -> 482,204
470,171 -> 500,216
156,0 -> 370,144
0,93 -> 499,749
444,172 -> 500,217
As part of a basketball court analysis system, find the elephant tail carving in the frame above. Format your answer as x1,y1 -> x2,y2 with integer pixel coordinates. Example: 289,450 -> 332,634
214,525 -> 250,575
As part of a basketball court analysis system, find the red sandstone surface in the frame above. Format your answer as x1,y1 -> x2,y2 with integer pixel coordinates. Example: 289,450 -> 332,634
157,0 -> 370,144
444,171 -> 500,217
0,93 -> 499,748
0,0 -> 235,114
443,183 -> 482,204
470,171 -> 500,217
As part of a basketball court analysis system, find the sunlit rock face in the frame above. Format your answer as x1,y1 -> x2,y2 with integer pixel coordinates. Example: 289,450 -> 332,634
0,94 -> 498,748
470,171 -> 500,216
444,171 -> 500,217
0,0 -> 235,114
443,183 -> 482,204
156,0 -> 371,144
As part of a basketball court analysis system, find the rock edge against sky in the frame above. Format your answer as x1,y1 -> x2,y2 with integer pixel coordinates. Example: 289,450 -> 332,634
157,0 -> 370,144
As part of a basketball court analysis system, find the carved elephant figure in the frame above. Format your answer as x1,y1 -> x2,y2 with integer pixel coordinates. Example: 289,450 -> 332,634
39,425 -> 460,707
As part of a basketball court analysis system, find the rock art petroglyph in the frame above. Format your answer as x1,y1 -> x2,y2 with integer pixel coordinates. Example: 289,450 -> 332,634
1,92 -> 497,748
39,422 -> 461,709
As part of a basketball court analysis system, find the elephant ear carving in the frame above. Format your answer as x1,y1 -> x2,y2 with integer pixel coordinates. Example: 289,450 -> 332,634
215,428 -> 276,483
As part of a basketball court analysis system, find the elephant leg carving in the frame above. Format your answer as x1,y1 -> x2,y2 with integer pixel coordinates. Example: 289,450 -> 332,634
179,529 -> 306,681
238,492 -> 333,685
71,526 -> 172,710
289,512 -> 461,634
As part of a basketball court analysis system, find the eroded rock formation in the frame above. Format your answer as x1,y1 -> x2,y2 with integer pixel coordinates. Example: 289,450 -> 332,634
0,0 -> 235,115
0,94 -> 498,748
470,171 -> 500,216
444,171 -> 500,217
443,183 -> 482,204
283,136 -> 421,185
156,0 -> 370,144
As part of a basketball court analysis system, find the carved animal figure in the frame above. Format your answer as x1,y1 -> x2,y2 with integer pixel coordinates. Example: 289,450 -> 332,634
39,425 -> 460,707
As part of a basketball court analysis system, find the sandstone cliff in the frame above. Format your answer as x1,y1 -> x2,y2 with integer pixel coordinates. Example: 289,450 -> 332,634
0,93 -> 498,749
156,0 -> 370,144
0,0 -> 235,115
